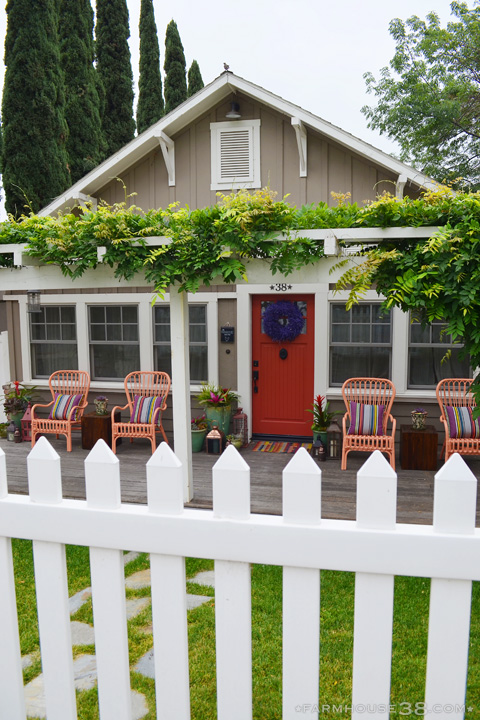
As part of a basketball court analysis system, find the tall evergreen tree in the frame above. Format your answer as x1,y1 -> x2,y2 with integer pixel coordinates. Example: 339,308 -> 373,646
136,0 -> 164,134
2,0 -> 70,216
164,20 -> 187,114
187,60 -> 204,97
59,0 -> 105,184
95,0 -> 135,156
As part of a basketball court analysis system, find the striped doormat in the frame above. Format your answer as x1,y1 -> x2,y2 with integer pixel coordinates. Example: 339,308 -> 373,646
251,440 -> 312,453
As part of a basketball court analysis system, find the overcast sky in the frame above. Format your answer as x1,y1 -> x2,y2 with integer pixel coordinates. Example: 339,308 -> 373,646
0,0 -> 460,210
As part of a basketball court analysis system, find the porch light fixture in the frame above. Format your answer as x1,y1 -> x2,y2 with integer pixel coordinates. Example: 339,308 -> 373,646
225,101 -> 241,119
26,290 -> 42,313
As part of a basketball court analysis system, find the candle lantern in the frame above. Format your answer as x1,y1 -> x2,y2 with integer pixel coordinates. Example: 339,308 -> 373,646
327,421 -> 342,459
6,421 -> 15,442
232,407 -> 248,447
310,438 -> 326,462
21,403 -> 32,442
205,422 -> 226,455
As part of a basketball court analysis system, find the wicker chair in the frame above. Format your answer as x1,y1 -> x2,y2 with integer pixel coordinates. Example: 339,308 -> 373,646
341,377 -> 396,470
436,378 -> 480,462
111,371 -> 171,454
31,371 -> 90,452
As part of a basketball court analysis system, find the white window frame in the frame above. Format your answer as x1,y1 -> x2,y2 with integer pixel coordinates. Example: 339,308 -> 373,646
210,119 -> 261,190
153,303 -> 209,383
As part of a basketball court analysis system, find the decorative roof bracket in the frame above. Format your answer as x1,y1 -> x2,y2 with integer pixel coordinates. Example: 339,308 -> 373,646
156,131 -> 176,186
72,192 -> 97,211
291,117 -> 307,177
396,174 -> 407,199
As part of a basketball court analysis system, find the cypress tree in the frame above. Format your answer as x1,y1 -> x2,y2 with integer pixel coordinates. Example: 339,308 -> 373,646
2,0 -> 70,216
187,60 -> 204,97
164,20 -> 187,114
95,0 -> 135,156
59,0 -> 105,183
136,0 -> 164,134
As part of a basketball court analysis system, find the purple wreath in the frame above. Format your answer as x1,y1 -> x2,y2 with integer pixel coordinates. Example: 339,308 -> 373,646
263,301 -> 305,343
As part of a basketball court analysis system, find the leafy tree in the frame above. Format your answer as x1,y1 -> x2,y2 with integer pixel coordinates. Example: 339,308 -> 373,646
59,0 -> 105,183
95,0 -> 135,155
362,2 -> 480,188
187,60 -> 204,97
2,0 -> 70,216
164,20 -> 187,113
136,0 -> 164,134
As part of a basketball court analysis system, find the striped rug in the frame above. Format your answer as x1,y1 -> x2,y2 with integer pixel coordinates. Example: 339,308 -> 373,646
251,440 -> 312,453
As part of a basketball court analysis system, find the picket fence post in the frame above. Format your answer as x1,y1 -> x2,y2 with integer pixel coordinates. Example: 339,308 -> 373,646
27,437 -> 77,720
352,450 -> 397,719
425,452 -> 477,716
0,447 -> 26,719
282,447 -> 321,720
213,444 -> 252,720
147,442 -> 190,720
85,440 -> 132,720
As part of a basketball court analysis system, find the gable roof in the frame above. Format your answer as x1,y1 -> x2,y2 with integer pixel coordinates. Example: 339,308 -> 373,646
40,71 -> 435,217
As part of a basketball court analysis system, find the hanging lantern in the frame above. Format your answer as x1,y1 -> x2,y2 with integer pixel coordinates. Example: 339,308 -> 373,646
327,420 -> 342,459
21,403 -> 32,442
205,422 -> 226,455
310,438 -> 326,462
232,407 -> 248,447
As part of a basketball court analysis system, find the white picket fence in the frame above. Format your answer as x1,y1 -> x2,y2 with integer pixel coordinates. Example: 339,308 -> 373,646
0,439 -> 479,720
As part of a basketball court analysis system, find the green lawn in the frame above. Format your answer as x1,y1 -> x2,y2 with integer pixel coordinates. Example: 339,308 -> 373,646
11,540 -> 480,719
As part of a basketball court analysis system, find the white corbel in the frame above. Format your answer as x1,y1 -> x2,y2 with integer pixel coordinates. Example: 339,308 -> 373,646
291,117 -> 307,178
396,174 -> 407,199
323,231 -> 340,256
72,192 -> 98,211
156,131 -> 175,186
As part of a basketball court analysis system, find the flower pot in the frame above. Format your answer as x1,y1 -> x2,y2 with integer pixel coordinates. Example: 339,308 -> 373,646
313,429 -> 328,447
205,406 -> 232,436
191,428 -> 207,452
94,400 -> 109,416
411,412 -> 427,430
9,411 -> 24,429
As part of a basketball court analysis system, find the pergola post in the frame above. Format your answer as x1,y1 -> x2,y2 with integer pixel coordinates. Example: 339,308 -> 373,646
169,287 -> 193,502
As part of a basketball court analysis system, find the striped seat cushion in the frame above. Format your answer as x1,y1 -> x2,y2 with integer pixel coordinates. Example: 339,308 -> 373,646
130,396 -> 164,424
347,401 -> 385,436
48,393 -> 83,420
446,406 -> 480,439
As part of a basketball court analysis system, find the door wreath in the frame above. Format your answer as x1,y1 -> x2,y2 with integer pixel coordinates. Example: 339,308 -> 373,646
262,301 -> 305,343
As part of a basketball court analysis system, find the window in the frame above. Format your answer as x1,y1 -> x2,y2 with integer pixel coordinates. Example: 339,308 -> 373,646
210,119 -> 261,190
30,306 -> 78,378
153,305 -> 208,382
89,305 -> 140,380
408,317 -> 470,388
330,303 -> 392,385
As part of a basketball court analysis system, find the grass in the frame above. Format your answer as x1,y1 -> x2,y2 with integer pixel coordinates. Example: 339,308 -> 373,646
11,541 -> 480,719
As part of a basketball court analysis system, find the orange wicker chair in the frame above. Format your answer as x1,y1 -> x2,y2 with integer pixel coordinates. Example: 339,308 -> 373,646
31,370 -> 90,452
111,371 -> 171,454
341,377 -> 396,470
436,378 -> 480,462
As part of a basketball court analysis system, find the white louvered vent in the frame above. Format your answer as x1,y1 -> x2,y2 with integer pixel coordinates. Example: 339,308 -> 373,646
219,130 -> 251,180
210,119 -> 261,190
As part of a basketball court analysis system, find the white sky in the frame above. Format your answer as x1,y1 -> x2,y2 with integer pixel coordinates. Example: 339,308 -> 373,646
0,0 -> 460,212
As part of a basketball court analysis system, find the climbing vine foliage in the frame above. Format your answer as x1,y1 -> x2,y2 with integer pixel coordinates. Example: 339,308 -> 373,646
3,186 -> 480,399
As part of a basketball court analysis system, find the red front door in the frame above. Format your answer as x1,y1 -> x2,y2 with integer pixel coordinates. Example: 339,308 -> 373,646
251,295 -> 314,437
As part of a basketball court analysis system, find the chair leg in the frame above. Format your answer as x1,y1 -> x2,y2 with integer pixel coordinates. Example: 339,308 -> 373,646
111,436 -> 117,455
341,448 -> 348,470
159,424 -> 169,445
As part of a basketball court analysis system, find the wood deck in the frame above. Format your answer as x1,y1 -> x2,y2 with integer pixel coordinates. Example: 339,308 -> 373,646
3,434 -> 480,526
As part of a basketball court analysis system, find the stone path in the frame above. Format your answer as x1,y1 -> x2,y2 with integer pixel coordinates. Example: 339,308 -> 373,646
22,553 -> 215,719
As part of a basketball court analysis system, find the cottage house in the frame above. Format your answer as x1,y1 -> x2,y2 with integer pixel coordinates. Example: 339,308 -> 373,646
0,72 -> 470,495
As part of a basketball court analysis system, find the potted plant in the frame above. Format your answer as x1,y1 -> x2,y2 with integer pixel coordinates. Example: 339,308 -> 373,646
191,414 -> 208,452
196,383 -> 240,436
226,434 -> 243,450
2,382 -> 37,428
94,395 -> 109,415
411,407 -> 428,430
307,394 -> 338,446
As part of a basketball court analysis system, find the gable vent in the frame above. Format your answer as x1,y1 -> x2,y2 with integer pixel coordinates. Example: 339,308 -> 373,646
219,130 -> 251,180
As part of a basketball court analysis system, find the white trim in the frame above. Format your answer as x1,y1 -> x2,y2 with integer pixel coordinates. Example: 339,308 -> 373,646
156,132 -> 175,187
210,119 -> 261,191
291,117 -> 307,177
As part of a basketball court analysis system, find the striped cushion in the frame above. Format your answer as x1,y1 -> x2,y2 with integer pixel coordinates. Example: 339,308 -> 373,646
347,401 -> 384,436
130,395 -> 163,424
446,406 -> 480,439
48,393 -> 83,420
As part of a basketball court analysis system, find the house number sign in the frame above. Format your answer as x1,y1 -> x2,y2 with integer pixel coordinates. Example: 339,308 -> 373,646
269,283 -> 293,292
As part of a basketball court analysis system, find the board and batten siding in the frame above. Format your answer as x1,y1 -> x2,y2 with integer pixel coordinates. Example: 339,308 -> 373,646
94,93 -> 403,213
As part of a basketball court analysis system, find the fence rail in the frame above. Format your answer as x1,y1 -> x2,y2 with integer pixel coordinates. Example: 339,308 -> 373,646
0,437 -> 478,720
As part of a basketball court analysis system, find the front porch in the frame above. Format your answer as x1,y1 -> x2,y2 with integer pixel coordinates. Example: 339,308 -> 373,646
3,435 -> 480,526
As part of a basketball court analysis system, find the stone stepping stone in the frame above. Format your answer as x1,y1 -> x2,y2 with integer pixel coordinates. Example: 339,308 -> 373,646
69,587 -> 92,614
125,569 -> 151,589
126,596 -> 151,620
71,621 -> 95,646
189,570 -> 215,589
24,655 -> 149,719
